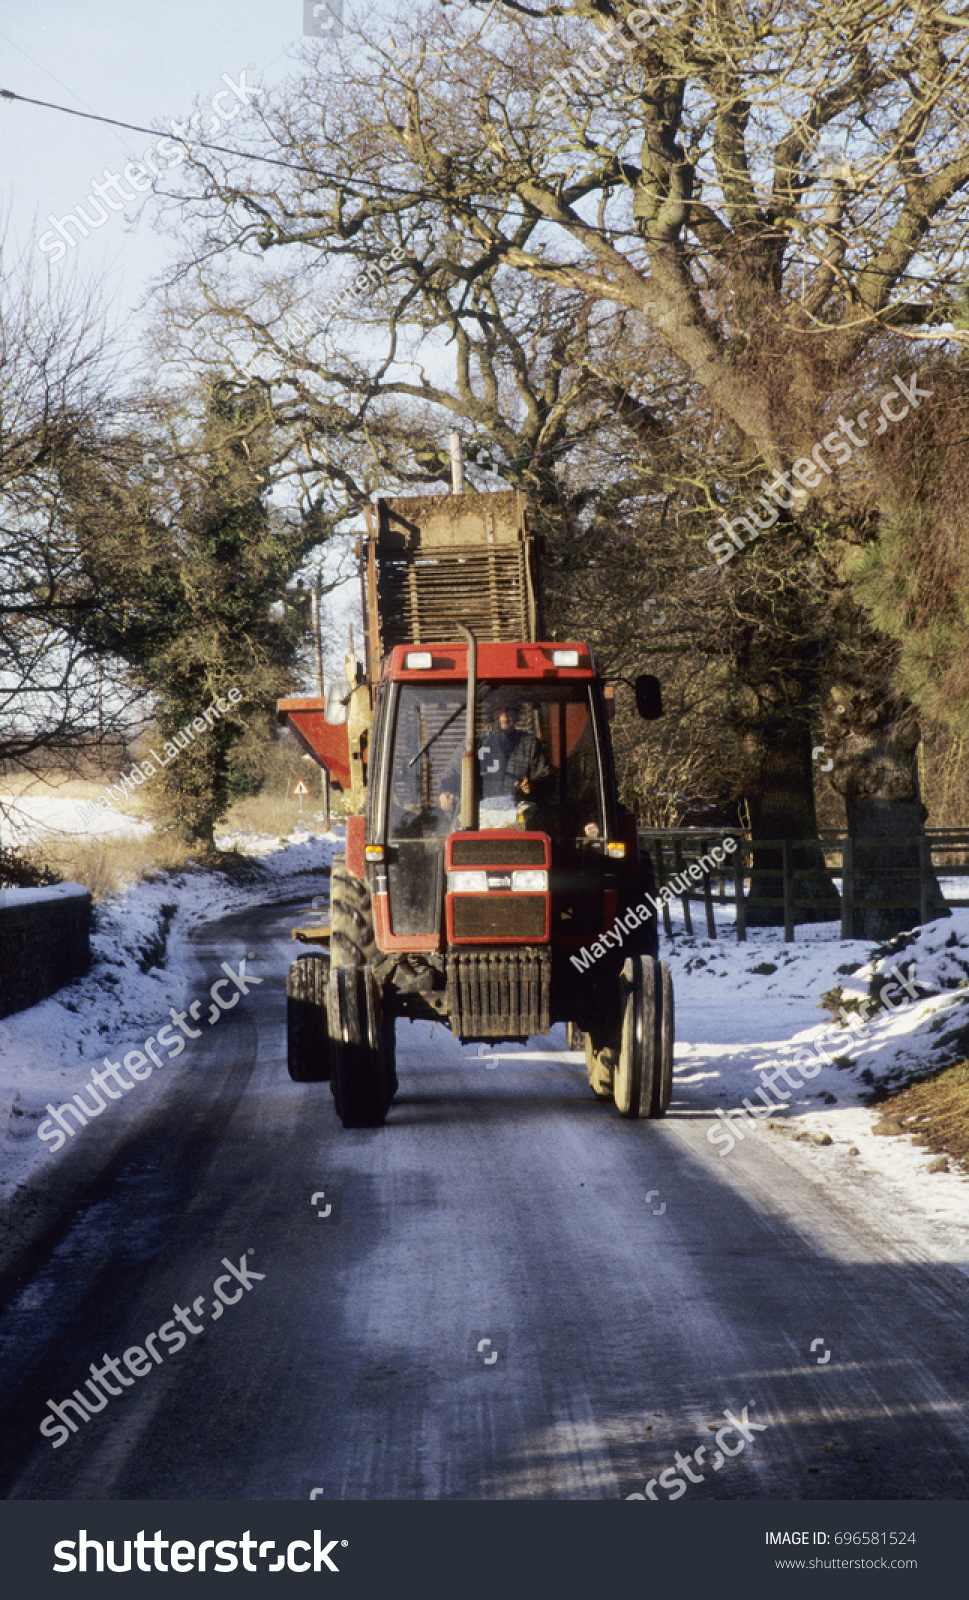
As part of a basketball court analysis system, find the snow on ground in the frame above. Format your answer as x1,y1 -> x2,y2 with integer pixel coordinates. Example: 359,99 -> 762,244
1,833 -> 967,1268
0,792 -> 152,844
0,825 -> 338,1209
660,894 -> 969,1266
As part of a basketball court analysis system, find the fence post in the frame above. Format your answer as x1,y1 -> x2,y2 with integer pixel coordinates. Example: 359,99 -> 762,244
735,839 -> 747,942
673,838 -> 693,936
782,838 -> 794,942
702,836 -> 716,938
919,835 -> 930,926
653,837 -> 673,941
840,838 -> 853,940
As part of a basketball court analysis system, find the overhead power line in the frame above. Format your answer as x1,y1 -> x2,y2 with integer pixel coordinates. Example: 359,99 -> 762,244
0,83 -> 944,286
0,86 -> 318,177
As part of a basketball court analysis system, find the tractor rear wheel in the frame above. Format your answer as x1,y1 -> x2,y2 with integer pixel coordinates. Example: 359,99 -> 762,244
328,964 -> 396,1128
614,956 -> 658,1119
286,951 -> 331,1082
329,855 -> 378,967
649,960 -> 675,1118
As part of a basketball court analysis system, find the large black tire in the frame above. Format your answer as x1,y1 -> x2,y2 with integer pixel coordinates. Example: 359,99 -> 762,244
649,960 -> 675,1118
328,964 -> 395,1128
286,951 -> 331,1082
614,956 -> 658,1119
329,855 -> 378,968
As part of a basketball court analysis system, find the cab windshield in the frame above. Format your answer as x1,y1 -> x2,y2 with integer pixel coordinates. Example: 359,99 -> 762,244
387,682 -> 604,839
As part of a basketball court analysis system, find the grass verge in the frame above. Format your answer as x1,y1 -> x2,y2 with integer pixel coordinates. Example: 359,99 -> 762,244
871,1061 -> 969,1174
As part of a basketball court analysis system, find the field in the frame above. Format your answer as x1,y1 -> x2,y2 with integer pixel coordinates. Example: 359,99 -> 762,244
0,763 -> 338,899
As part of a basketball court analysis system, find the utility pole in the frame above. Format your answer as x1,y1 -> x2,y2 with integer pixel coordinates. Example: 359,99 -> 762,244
310,576 -> 324,696
298,571 -> 330,830
449,430 -> 465,494
311,572 -> 329,830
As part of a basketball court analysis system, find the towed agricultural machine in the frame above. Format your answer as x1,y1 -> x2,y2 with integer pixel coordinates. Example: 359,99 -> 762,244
277,489 -> 674,1127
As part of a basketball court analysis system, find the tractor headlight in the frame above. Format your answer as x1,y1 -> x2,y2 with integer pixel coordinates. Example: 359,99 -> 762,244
448,870 -> 489,893
511,870 -> 548,892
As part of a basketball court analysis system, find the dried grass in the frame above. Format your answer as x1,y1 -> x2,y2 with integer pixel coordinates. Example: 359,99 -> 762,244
872,1061 -> 969,1175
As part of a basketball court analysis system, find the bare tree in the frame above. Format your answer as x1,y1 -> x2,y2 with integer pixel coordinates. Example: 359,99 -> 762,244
153,0 -> 969,925
0,241 -> 145,789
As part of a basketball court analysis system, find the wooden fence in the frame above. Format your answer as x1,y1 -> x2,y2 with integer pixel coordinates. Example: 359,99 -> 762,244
638,827 -> 969,942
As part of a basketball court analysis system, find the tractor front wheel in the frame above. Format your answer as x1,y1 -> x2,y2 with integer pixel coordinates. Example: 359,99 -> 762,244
613,957 -> 675,1120
286,951 -> 331,1082
328,964 -> 396,1128
650,960 -> 675,1118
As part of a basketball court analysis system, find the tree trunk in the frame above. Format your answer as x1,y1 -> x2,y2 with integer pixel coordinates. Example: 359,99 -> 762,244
826,685 -> 948,939
738,716 -> 842,928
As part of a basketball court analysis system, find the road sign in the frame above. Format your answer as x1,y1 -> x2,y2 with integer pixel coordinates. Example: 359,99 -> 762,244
293,781 -> 310,796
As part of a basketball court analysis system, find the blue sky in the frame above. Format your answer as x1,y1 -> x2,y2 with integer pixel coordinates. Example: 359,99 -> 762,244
0,1 -> 319,323
0,2 -> 374,667
0,2 -> 495,675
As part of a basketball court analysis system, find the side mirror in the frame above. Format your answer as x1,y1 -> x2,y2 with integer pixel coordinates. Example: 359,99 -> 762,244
634,673 -> 663,721
325,681 -> 353,726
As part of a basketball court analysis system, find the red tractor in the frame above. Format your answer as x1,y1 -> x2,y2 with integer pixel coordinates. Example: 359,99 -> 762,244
278,490 -> 673,1128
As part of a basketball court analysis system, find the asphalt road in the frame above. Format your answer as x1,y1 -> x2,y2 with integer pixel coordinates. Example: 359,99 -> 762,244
2,897 -> 969,1501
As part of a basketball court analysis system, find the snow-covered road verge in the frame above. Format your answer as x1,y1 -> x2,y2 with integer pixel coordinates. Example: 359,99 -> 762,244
0,827 -> 339,1213
665,906 -> 969,1264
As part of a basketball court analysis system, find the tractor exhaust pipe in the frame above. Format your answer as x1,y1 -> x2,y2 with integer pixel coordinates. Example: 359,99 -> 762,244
457,623 -> 477,832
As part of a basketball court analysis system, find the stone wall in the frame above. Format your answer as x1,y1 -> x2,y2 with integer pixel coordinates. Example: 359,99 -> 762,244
0,885 -> 92,1018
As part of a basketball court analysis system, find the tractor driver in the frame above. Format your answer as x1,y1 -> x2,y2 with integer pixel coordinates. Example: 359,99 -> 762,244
439,696 -> 551,816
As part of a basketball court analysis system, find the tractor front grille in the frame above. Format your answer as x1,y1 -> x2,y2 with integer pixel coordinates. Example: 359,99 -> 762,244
446,949 -> 551,1040
450,836 -> 548,868
451,895 -> 547,941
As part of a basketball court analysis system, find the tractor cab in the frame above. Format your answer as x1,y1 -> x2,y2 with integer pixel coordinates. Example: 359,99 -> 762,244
367,643 -> 623,955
